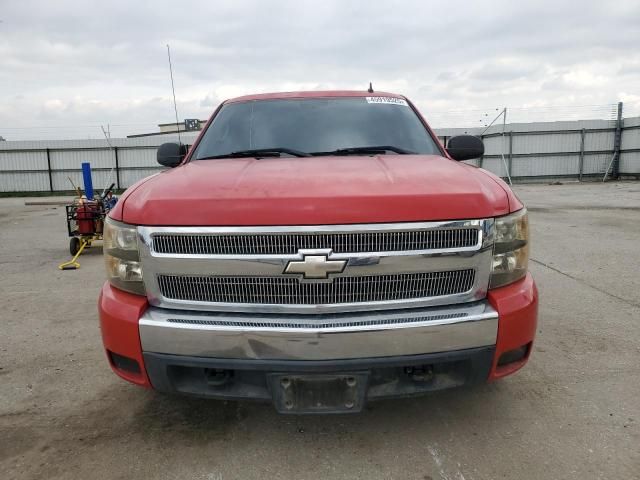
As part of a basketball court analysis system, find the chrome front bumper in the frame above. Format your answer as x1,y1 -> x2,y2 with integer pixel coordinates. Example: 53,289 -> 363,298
139,301 -> 498,361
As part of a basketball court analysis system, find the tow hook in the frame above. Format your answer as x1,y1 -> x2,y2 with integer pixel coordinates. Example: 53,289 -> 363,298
405,365 -> 434,382
204,368 -> 232,387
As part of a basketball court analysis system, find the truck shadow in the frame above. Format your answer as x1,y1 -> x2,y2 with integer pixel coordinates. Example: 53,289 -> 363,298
7,380 -> 512,480
129,382 -> 506,444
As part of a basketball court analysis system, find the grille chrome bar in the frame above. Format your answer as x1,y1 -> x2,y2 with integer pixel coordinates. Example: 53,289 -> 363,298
165,311 -> 468,329
152,228 -> 480,255
157,270 -> 476,306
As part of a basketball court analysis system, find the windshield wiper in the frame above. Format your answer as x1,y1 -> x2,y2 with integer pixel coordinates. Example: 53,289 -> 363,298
311,145 -> 415,156
198,148 -> 311,160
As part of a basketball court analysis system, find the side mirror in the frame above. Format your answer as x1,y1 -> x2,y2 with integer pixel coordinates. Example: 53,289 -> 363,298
446,135 -> 484,161
157,142 -> 187,167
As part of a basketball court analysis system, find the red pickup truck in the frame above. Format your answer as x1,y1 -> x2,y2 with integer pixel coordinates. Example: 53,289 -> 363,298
99,90 -> 537,413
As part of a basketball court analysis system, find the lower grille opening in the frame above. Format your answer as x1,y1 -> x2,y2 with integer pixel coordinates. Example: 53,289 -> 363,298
157,269 -> 476,305
497,343 -> 530,367
108,351 -> 141,374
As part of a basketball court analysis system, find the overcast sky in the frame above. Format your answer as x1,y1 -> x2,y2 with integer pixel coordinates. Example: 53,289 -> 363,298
1,0 -> 639,140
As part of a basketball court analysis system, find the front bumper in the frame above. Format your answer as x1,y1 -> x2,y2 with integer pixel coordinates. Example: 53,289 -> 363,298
98,273 -> 538,405
138,301 -> 498,360
144,348 -> 495,413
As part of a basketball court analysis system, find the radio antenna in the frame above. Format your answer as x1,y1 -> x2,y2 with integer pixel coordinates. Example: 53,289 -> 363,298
166,44 -> 182,145
100,125 -> 116,196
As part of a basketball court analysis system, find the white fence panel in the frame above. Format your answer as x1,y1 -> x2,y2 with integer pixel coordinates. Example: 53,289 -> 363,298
620,152 -> 640,174
582,153 -> 612,175
481,136 -> 506,156
0,172 -> 49,191
513,133 -> 581,154
584,131 -> 614,152
118,148 -> 157,168
512,155 -> 580,177
621,127 -> 640,150
50,148 -> 115,170
0,150 -> 48,171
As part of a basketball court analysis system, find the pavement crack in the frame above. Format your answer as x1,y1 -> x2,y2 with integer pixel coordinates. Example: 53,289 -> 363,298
530,257 -> 640,308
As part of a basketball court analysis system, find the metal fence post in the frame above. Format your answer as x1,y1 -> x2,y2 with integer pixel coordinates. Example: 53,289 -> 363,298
46,148 -> 53,192
114,146 -> 121,190
579,129 -> 585,181
612,102 -> 623,179
604,102 -> 624,182
507,131 -> 513,180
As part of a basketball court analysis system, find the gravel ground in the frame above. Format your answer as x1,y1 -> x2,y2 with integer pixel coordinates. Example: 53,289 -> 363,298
1,182 -> 639,479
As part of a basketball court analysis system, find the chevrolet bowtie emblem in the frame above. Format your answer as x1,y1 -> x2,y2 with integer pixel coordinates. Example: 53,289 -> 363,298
284,255 -> 347,280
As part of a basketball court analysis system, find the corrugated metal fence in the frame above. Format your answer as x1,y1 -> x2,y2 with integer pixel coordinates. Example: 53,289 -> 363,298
437,116 -> 640,181
0,134 -> 199,193
1,117 -> 639,193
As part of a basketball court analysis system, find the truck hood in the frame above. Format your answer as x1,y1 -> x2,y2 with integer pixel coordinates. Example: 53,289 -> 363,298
118,155 -> 511,225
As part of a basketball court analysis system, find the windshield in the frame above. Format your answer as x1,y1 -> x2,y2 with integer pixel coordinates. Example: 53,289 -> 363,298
192,97 -> 441,159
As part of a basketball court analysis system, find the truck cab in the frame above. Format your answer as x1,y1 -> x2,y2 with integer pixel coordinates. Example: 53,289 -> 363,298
99,91 -> 537,413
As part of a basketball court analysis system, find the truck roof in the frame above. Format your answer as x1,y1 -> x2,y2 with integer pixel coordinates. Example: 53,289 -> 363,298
225,90 -> 405,104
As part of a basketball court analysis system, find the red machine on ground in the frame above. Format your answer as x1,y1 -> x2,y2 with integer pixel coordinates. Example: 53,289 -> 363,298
61,183 -> 116,269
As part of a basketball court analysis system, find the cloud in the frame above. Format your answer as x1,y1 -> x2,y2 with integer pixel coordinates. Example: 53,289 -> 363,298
0,0 -> 639,139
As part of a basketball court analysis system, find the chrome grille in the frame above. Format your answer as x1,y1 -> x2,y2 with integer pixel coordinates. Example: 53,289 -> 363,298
152,228 -> 479,255
139,219 -> 492,314
157,269 -> 475,305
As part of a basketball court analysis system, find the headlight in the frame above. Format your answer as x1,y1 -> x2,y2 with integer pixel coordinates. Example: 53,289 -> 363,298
103,217 -> 145,295
490,208 -> 529,289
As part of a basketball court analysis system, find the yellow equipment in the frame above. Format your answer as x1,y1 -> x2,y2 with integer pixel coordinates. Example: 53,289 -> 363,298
58,238 -> 90,270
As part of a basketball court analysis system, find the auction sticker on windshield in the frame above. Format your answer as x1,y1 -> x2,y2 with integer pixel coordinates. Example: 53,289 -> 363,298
365,96 -> 409,106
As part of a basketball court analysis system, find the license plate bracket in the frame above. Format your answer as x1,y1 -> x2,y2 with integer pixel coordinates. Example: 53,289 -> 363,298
268,373 -> 368,414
